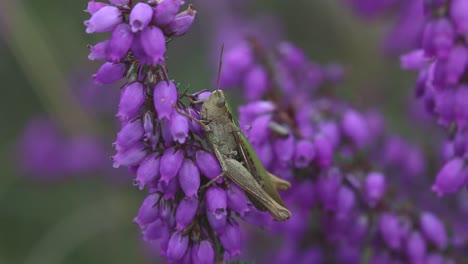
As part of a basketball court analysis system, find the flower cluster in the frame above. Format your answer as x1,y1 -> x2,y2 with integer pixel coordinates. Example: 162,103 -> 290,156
84,1 -> 289,263
221,40 -> 462,263
401,0 -> 468,197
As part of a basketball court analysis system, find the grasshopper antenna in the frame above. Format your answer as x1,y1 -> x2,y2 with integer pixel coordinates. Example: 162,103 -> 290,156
215,43 -> 224,92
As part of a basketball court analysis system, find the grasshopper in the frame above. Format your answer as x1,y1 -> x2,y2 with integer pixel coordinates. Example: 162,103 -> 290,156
179,88 -> 291,221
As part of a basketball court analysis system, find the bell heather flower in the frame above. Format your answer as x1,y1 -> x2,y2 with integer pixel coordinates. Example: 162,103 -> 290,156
84,1 -> 276,262
402,1 -> 468,196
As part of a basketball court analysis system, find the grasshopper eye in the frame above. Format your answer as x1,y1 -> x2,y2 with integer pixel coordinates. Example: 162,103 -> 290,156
216,97 -> 225,108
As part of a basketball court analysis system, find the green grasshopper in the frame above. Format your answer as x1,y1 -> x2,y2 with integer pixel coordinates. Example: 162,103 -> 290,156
179,88 -> 291,221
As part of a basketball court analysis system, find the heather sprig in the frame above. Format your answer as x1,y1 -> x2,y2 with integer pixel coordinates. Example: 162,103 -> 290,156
401,0 -> 468,197
223,39 -> 462,263
83,1 -> 284,262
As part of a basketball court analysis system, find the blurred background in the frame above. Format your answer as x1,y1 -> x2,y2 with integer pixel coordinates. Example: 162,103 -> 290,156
0,0 -> 426,263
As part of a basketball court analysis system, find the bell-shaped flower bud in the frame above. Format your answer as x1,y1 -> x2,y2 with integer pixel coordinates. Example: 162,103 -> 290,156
406,231 -> 427,264
142,219 -> 166,241
143,111 -> 159,150
244,65 -> 269,101
175,197 -> 198,230
159,147 -> 184,184
117,82 -> 145,121
219,220 -> 241,259
178,159 -> 200,198
109,23 -> 134,62
246,115 -> 271,146
93,62 -> 126,85
133,193 -> 160,227
84,6 -> 122,33
316,169 -> 342,211
379,213 -> 402,250
364,172 -> 386,207
196,150 -> 222,181
432,158 -> 467,196
140,26 -> 166,65
342,109 -> 370,149
154,0 -> 184,26
115,119 -> 144,151
420,212 -> 448,249
130,3 -> 153,32
274,135 -> 295,164
135,153 -> 160,190
88,40 -> 109,61
162,177 -> 180,200
451,0 -> 468,34
154,81 -> 178,120
226,184 -> 250,216
314,136 -> 333,169
336,186 -> 355,219
446,45 -> 468,85
294,139 -> 315,168
238,101 -> 275,125
206,186 -> 227,214
85,1 -> 108,15
400,49 -> 431,71
167,231 -> 189,261
192,240 -> 215,264
112,142 -> 147,168
422,18 -> 455,59
164,5 -> 196,37
169,112 -> 189,143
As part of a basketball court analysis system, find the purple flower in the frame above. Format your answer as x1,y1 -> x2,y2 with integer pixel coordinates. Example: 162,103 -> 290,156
133,193 -> 160,226
273,135 -> 295,164
129,3 -> 153,32
88,40 -> 109,61
178,159 -> 200,198
406,231 -> 426,264
342,109 -> 370,149
175,197 -> 198,230
379,213 -> 404,250
93,62 -> 126,85
422,18 -> 455,59
244,65 -> 269,101
364,172 -> 386,207
140,26 -> 166,65
117,82 -> 145,121
400,49 -> 431,70
220,42 -> 254,88
169,112 -> 189,143
85,1 -> 108,15
142,219 -> 165,241
196,150 -> 222,181
159,147 -> 184,184
314,136 -> 333,169
294,139 -> 315,168
219,220 -> 241,259
135,153 -> 160,190
109,23 -> 134,62
206,186 -> 227,215
420,212 -> 447,249
153,81 -> 178,120
445,45 -> 468,85
316,169 -> 342,211
115,119 -> 144,151
226,184 -> 250,216
165,6 -> 197,37
432,158 -> 467,196
153,0 -> 184,26
167,231 -> 189,261
112,142 -> 147,168
191,240 -> 215,264
451,0 -> 468,34
84,6 -> 122,33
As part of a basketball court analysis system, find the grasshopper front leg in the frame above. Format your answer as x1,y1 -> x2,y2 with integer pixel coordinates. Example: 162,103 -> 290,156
175,107 -> 210,132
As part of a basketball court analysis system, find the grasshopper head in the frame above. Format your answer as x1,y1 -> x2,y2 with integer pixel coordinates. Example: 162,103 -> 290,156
200,90 -> 229,121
